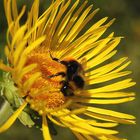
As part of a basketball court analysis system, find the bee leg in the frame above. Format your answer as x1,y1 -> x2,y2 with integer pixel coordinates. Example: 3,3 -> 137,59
60,80 -> 74,96
48,72 -> 66,78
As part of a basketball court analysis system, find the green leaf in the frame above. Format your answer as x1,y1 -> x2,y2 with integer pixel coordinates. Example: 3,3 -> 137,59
3,87 -> 15,105
18,111 -> 35,127
0,72 -> 22,108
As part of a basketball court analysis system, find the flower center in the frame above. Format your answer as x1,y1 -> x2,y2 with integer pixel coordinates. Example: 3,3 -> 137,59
23,51 -> 67,114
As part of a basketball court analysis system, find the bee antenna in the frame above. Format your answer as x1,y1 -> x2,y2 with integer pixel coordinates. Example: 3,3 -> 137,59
48,50 -> 61,63
48,50 -> 53,59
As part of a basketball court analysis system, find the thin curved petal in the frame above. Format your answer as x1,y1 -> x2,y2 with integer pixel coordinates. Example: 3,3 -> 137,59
42,115 -> 52,140
0,102 -> 27,133
0,60 -> 12,72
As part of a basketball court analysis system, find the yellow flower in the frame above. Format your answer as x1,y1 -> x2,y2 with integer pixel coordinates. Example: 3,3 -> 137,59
0,0 -> 136,140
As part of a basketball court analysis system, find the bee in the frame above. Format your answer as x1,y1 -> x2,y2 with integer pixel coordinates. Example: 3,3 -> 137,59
48,53 -> 85,96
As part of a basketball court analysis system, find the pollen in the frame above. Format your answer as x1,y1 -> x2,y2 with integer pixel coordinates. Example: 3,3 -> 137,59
28,91 -> 65,114
23,51 -> 67,113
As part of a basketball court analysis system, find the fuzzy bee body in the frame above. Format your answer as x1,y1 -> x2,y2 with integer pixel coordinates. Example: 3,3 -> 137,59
49,54 -> 85,96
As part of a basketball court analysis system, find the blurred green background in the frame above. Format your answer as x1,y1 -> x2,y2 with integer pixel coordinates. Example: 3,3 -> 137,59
0,0 -> 140,140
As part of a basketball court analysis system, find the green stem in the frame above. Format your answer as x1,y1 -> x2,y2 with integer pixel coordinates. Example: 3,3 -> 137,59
0,101 -> 13,125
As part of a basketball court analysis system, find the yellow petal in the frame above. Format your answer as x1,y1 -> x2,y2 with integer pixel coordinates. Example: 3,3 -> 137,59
98,134 -> 127,140
16,35 -> 46,72
84,134 -> 95,140
37,0 -> 64,37
65,31 -> 113,58
46,0 -> 71,44
12,0 -> 18,20
86,17 -> 108,33
23,72 -> 41,91
86,106 -> 135,120
88,71 -> 132,84
84,111 -> 135,124
4,0 -> 13,28
88,121 -> 118,128
73,131 -> 95,140
24,18 -> 46,40
59,19 -> 114,58
55,1 -> 98,56
65,5 -> 93,42
6,22 -> 14,47
71,8 -> 99,42
0,60 -> 12,72
86,50 -> 118,71
79,92 -> 135,98
16,63 -> 38,82
60,114 -> 119,135
42,115 -> 52,140
70,113 -> 118,128
86,37 -> 121,69
58,108 -> 87,117
61,116 -> 118,135
110,61 -> 132,73
56,0 -> 80,37
85,57 -> 129,77
0,102 -> 27,133
14,6 -> 26,34
84,32 -> 114,61
87,79 -> 136,93
13,40 -> 27,66
72,131 -> 86,140
32,0 -> 39,24
74,97 -> 135,104
22,35 -> 46,55
11,24 -> 27,51
47,114 -> 65,127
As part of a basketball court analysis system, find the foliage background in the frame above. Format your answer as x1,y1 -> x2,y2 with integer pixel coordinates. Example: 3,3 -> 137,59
0,0 -> 140,140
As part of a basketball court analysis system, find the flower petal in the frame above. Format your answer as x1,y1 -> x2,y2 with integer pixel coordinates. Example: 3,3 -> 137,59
42,115 -> 52,140
86,37 -> 121,70
23,72 -> 41,91
11,0 -> 18,20
16,63 -> 38,83
88,71 -> 131,84
0,102 -> 27,133
86,57 -> 129,76
0,60 -> 12,72
16,35 -> 46,72
86,106 -> 135,120
74,97 -> 135,104
87,79 -> 136,93
61,116 -> 118,135
72,131 -> 87,140
84,111 -> 135,124
79,92 -> 135,98
59,19 -> 115,59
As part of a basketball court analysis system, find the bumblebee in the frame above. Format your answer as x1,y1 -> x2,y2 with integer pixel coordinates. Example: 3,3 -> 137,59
48,53 -> 85,96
